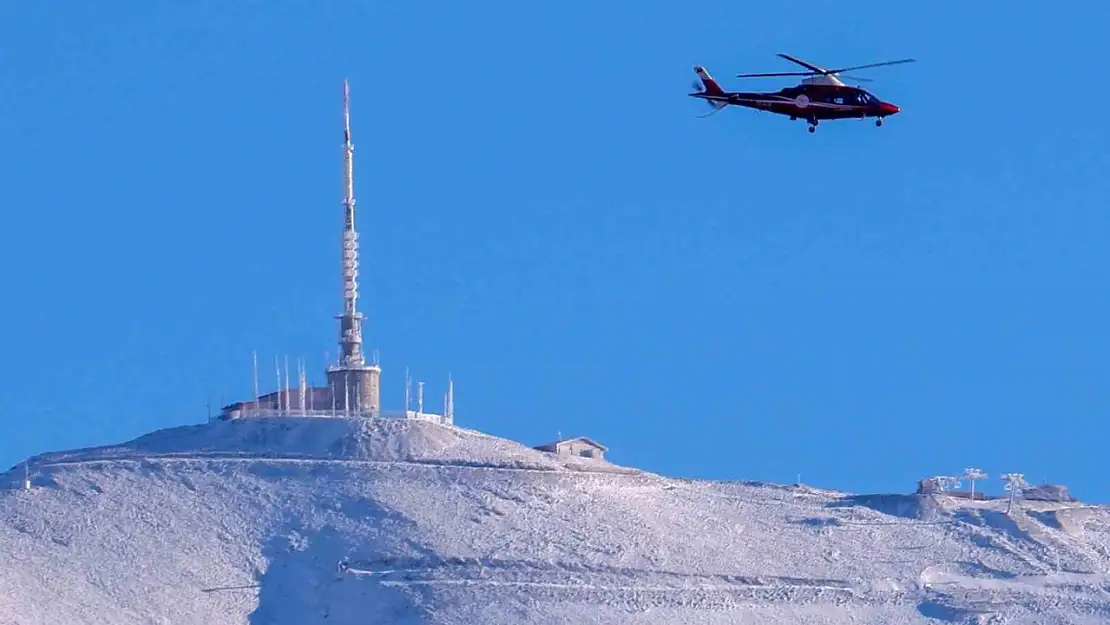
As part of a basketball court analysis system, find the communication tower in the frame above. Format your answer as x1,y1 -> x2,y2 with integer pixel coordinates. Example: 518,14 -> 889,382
325,79 -> 381,415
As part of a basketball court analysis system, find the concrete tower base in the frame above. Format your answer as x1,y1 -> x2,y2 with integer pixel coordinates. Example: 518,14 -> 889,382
326,365 -> 381,416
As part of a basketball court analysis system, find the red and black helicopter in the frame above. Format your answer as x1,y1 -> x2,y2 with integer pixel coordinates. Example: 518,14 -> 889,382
689,53 -> 915,133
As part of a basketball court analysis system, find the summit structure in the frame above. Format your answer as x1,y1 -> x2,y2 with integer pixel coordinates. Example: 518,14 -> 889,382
217,79 -> 454,425
325,79 -> 381,415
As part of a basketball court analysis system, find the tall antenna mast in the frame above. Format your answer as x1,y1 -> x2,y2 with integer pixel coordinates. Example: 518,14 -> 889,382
326,78 -> 382,416
339,78 -> 363,367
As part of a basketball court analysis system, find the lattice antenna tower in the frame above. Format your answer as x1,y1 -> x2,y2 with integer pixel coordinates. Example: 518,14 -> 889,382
961,467 -> 987,500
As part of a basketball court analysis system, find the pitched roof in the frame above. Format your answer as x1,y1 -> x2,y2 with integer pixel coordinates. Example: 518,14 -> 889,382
533,436 -> 608,452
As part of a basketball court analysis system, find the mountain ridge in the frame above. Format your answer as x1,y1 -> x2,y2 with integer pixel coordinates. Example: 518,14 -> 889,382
3,416 -> 1109,624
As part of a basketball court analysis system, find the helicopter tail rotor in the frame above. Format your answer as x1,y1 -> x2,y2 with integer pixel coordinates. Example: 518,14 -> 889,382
689,71 -> 728,118
696,99 -> 727,118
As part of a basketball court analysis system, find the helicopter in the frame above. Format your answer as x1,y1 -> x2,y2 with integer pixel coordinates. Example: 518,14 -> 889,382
689,53 -> 915,133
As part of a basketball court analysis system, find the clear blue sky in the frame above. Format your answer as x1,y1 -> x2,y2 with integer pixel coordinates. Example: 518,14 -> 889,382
2,1 -> 1109,500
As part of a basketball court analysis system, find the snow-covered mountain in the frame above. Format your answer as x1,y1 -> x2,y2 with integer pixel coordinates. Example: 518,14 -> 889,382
2,416 -> 1109,624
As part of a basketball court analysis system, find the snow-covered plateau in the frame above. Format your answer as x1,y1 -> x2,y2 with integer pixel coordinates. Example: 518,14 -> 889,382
2,416 -> 1109,624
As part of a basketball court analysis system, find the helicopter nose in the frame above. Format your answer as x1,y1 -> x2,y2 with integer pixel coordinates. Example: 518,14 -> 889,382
879,102 -> 900,115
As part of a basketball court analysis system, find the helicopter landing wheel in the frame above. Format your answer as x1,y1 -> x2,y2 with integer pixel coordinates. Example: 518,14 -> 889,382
808,125 -> 815,133
875,118 -> 883,127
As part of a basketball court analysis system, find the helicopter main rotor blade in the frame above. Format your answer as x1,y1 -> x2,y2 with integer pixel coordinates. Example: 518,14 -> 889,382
776,53 -> 829,74
736,70 -> 816,78
826,58 -> 917,74
735,55 -> 914,81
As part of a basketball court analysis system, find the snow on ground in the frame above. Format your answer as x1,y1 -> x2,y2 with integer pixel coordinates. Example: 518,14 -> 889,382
2,417 -> 1109,624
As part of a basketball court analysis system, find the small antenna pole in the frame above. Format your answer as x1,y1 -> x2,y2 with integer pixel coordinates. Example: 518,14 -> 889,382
324,350 -> 331,414
23,461 -> 30,490
306,358 -> 313,412
417,381 -> 424,418
298,358 -> 307,414
446,373 -> 454,424
283,355 -> 291,415
275,356 -> 282,413
252,350 -> 260,401
404,367 -> 411,414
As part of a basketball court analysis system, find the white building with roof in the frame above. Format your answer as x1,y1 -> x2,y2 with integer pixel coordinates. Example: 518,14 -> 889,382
533,436 -> 607,460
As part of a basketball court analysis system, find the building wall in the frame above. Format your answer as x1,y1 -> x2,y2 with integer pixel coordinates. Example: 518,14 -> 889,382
251,387 -> 336,411
555,440 -> 604,459
327,367 -> 381,414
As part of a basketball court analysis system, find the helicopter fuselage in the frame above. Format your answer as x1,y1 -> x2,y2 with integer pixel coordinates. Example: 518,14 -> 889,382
698,83 -> 900,122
